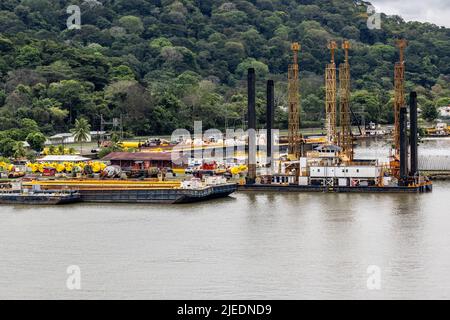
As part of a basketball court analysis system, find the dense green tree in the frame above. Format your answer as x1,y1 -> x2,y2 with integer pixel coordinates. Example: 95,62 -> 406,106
235,59 -> 269,78
422,102 -> 439,122
118,15 -> 144,34
0,0 -> 447,141
15,45 -> 41,68
0,137 -> 17,157
109,65 -> 136,81
13,141 -> 26,159
26,132 -> 46,152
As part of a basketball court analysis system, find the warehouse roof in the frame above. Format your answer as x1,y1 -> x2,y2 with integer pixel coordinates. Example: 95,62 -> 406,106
315,144 -> 342,152
101,152 -> 172,161
37,155 -> 91,162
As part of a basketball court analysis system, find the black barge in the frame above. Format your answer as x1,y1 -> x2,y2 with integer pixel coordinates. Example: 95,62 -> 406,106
0,190 -> 81,205
22,180 -> 238,204
77,183 -> 237,204
238,183 -> 433,193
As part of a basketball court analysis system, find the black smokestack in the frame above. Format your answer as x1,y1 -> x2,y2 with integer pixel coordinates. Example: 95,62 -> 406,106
399,107 -> 408,185
409,92 -> 418,178
247,68 -> 256,183
248,68 -> 256,131
266,80 -> 274,167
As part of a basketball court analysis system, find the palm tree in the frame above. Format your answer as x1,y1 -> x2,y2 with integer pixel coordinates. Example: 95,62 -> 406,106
71,118 -> 91,154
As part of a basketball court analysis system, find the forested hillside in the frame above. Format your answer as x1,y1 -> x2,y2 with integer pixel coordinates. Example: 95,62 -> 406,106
0,0 -> 449,147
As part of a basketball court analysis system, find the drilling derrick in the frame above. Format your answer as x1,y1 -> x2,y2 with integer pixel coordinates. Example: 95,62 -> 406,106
394,40 -> 407,157
288,42 -> 301,160
392,39 -> 407,177
325,41 -> 338,145
339,40 -> 353,162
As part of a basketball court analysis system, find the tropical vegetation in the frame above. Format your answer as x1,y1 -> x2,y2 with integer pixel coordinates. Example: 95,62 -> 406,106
0,0 -> 449,157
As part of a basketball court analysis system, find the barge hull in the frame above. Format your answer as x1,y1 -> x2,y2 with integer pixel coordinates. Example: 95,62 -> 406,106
77,184 -> 237,204
0,195 -> 80,205
238,183 -> 433,193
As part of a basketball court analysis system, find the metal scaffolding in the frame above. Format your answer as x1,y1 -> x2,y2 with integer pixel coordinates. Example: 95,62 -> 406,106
325,41 -> 338,145
339,40 -> 353,162
288,42 -> 301,160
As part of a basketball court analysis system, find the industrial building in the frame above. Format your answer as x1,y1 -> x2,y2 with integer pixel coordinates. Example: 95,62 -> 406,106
101,152 -> 174,171
241,38 -> 432,193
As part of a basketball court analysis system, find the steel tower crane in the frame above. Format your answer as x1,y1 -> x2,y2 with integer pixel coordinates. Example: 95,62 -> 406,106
339,40 -> 353,162
391,39 -> 407,177
394,39 -> 407,158
288,42 -> 301,160
325,41 -> 338,145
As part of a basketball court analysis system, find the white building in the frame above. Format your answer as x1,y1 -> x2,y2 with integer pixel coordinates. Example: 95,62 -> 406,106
46,131 -> 106,145
36,155 -> 91,163
439,106 -> 450,118
309,165 -> 381,187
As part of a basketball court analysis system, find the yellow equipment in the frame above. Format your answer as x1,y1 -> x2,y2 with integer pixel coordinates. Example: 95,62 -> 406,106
23,179 -> 182,190
118,141 -> 141,149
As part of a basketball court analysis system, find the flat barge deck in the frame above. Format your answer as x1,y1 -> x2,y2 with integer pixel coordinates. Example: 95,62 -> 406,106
75,184 -> 236,204
0,191 -> 81,205
23,180 -> 237,204
238,183 -> 433,193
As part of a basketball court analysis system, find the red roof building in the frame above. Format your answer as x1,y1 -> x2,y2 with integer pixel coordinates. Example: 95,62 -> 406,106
101,152 -> 177,171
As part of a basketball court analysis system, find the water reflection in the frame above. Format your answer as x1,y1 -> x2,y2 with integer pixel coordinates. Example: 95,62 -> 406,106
0,139 -> 449,299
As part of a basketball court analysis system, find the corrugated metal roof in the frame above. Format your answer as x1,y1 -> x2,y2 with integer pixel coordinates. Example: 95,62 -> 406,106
101,152 -> 172,161
419,155 -> 450,171
315,144 -> 342,152
37,155 -> 91,162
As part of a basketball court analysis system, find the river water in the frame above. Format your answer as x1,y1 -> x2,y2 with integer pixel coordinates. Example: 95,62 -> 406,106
1,139 -> 450,299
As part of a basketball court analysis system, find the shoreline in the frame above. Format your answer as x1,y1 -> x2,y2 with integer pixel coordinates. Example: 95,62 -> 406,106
424,172 -> 450,180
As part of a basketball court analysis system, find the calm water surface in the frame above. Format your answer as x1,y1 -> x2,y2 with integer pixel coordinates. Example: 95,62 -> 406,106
1,140 -> 450,299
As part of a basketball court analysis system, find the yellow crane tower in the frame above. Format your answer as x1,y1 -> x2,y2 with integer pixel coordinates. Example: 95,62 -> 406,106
391,39 -> 407,176
339,40 -> 353,162
288,42 -> 301,160
394,39 -> 407,156
325,41 -> 338,145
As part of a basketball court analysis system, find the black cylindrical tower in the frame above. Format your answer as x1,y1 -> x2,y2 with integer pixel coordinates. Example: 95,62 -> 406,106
247,68 -> 256,183
399,107 -> 408,185
410,92 -> 418,178
248,68 -> 256,132
266,80 -> 274,167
